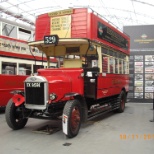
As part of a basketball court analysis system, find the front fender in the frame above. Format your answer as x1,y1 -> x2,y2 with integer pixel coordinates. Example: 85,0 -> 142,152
12,94 -> 25,107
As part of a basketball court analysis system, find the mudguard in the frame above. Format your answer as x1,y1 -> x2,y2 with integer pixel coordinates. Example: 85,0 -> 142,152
12,94 -> 25,107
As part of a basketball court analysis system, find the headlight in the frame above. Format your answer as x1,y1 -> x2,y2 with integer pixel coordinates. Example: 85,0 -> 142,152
49,93 -> 57,100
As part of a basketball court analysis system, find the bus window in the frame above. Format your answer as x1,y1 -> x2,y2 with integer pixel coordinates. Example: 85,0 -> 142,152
2,62 -> 17,75
82,55 -> 98,68
124,60 -> 129,74
102,47 -> 108,54
109,57 -> 115,73
123,61 -> 126,74
115,59 -> 118,74
19,63 -> 31,75
119,60 -> 122,74
102,55 -> 108,73
33,65 -> 44,73
122,60 -> 124,74
126,62 -> 129,74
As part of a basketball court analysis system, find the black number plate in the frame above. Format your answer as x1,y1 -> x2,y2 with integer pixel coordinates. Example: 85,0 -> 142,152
44,35 -> 59,45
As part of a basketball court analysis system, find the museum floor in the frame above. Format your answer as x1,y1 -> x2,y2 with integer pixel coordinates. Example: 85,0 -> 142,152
0,103 -> 154,154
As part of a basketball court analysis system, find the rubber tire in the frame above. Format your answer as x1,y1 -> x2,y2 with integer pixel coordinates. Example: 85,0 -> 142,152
117,91 -> 126,113
5,99 -> 28,130
63,99 -> 82,138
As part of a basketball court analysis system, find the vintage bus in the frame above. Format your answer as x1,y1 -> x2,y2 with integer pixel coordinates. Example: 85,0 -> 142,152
0,35 -> 57,108
5,8 -> 130,138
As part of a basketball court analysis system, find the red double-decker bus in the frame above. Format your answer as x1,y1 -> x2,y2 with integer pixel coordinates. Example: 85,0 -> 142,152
5,8 -> 130,138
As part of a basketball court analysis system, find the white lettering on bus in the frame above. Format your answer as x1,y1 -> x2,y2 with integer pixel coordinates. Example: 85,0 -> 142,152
26,83 -> 41,87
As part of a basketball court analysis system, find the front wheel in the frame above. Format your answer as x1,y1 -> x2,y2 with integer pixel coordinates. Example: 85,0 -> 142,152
117,91 -> 126,113
62,99 -> 82,138
5,99 -> 28,130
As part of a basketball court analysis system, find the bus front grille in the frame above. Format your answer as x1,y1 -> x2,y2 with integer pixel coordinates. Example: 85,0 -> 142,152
25,82 -> 45,105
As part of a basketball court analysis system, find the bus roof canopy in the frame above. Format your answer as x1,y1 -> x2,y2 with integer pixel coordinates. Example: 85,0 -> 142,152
28,38 -> 97,57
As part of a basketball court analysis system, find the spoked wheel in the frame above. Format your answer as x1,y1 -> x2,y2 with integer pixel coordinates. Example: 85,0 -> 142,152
117,91 -> 126,113
63,99 -> 82,138
5,99 -> 28,130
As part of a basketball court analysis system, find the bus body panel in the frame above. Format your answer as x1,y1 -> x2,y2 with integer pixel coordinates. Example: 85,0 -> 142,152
71,8 -> 88,38
0,75 -> 27,107
38,68 -> 84,101
35,13 -> 50,41
35,8 -> 89,41
35,8 -> 130,55
90,13 -> 130,55
97,74 -> 129,99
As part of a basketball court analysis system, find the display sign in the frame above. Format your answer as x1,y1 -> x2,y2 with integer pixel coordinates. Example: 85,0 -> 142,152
124,25 -> 154,102
50,15 -> 71,38
48,9 -> 73,17
0,37 -> 29,53
124,25 -> 154,50
97,22 -> 128,50
44,35 -> 59,45
129,53 -> 154,101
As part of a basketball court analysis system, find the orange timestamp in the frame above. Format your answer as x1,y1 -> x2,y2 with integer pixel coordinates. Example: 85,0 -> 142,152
120,134 -> 154,140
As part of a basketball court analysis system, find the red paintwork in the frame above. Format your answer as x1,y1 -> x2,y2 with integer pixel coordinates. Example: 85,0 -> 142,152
0,75 -> 27,107
91,13 -> 130,55
12,94 -> 25,107
35,8 -> 88,40
38,68 -> 84,102
35,8 -> 130,55
71,8 -> 88,38
38,68 -> 129,102
35,13 -> 50,41
97,74 -> 129,99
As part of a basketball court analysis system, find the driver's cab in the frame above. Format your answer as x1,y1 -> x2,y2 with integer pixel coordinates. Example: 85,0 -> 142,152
28,37 -> 102,72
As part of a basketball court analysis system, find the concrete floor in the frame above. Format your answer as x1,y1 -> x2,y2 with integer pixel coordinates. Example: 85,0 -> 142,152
0,103 -> 154,154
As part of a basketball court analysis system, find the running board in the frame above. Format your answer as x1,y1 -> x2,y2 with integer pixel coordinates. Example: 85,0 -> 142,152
87,105 -> 119,121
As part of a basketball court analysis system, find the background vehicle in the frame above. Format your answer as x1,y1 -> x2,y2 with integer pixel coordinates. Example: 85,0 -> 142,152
5,8 -> 130,138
